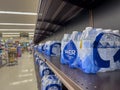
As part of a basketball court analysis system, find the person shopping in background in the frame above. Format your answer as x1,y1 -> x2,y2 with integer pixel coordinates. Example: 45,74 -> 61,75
29,44 -> 33,54
17,44 -> 22,57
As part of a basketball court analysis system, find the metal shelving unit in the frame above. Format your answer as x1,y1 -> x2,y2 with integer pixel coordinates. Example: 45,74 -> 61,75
36,52 -> 120,90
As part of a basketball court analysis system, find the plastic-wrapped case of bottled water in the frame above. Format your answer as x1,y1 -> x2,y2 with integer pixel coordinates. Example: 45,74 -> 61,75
34,52 -> 37,58
61,34 -> 71,64
35,56 -> 40,65
34,45 -> 37,51
61,31 -> 82,68
74,27 -> 120,73
39,60 -> 54,77
44,41 -> 51,55
38,43 -> 45,53
41,75 -> 62,90
44,41 -> 61,56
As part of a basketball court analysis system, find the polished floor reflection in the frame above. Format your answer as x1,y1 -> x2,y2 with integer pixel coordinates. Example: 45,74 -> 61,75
0,52 -> 38,90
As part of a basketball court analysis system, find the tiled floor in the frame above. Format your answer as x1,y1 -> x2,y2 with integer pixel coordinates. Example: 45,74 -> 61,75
0,52 -> 38,90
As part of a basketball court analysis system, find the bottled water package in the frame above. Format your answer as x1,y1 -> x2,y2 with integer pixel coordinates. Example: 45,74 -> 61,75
75,27 -> 120,73
38,43 -> 45,53
34,45 -> 38,51
38,59 -> 44,67
44,41 -> 52,55
112,30 -> 120,69
77,27 -> 102,73
61,31 -> 82,68
51,41 -> 61,56
35,56 -> 40,65
41,75 -> 62,90
39,61 -> 54,77
112,30 -> 120,35
34,52 -> 37,58
61,34 -> 71,64
93,32 -> 120,72
44,41 -> 61,56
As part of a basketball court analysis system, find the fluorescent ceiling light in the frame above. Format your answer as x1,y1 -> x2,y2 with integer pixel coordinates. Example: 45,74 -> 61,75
2,35 -> 20,37
0,11 -> 37,15
0,23 -> 35,26
29,35 -> 34,37
29,33 -> 34,35
2,33 -> 20,35
0,29 -> 34,31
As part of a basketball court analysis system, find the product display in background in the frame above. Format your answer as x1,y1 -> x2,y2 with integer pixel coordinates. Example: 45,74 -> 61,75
41,75 -> 62,90
43,41 -> 61,56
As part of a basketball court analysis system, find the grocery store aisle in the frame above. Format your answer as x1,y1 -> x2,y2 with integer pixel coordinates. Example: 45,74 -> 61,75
0,52 -> 38,90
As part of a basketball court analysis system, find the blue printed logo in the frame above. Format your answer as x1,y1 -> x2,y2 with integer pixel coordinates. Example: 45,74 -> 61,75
93,33 -> 120,68
63,40 -> 77,61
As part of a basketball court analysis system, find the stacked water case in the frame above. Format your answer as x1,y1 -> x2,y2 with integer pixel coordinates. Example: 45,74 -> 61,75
34,45 -> 62,90
44,41 -> 61,56
41,75 -> 62,90
61,27 -> 120,73
61,31 -> 82,68
38,43 -> 45,53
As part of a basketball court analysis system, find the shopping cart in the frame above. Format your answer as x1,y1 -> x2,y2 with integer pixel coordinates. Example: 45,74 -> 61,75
7,47 -> 18,66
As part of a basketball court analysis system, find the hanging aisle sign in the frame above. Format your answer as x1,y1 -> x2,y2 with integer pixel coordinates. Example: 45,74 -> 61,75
20,32 -> 28,37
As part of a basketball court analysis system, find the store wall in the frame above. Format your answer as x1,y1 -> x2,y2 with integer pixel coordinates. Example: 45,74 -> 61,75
94,0 -> 120,29
41,0 -> 120,43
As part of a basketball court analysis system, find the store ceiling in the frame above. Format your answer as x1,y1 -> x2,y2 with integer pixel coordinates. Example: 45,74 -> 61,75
0,0 -> 39,37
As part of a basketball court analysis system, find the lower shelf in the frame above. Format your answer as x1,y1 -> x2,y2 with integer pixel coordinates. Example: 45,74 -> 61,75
38,52 -> 120,90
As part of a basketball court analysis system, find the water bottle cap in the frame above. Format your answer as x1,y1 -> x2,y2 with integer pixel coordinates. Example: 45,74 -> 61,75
72,31 -> 78,34
63,34 -> 70,40
64,34 -> 70,37
85,27 -> 93,30
113,30 -> 119,34
103,29 -> 112,33
96,28 -> 103,31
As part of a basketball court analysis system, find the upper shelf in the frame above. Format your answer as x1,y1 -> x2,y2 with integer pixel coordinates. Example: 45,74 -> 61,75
37,52 -> 120,90
34,0 -> 106,44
